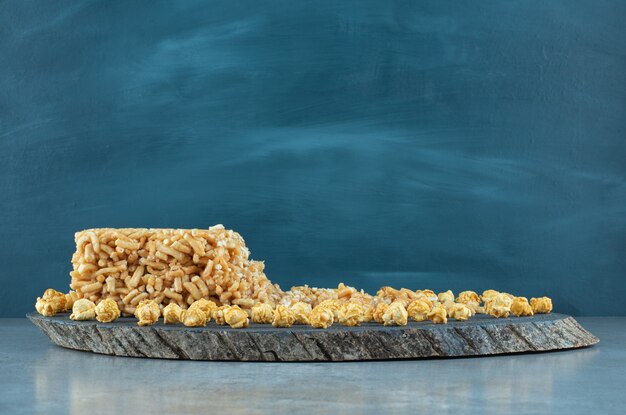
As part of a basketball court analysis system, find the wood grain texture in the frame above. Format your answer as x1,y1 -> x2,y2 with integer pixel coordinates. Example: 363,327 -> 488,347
27,313 -> 598,361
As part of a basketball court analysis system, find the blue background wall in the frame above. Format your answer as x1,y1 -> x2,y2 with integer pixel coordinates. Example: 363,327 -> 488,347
1,0 -> 625,316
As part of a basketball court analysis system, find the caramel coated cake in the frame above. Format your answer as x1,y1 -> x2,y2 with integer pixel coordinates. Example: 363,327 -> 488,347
69,226 -> 284,315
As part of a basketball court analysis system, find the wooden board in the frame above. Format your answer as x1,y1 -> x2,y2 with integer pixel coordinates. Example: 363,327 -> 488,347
27,312 -> 598,361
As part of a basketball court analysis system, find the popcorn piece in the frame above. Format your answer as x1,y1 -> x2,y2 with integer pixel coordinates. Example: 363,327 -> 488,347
134,299 -> 160,326
251,303 -> 274,324
484,292 -> 512,312
437,290 -> 454,304
95,298 -> 120,323
310,305 -> 334,328
194,298 -> 218,315
407,299 -> 431,322
463,300 -> 481,315
224,305 -> 249,329
417,289 -> 438,302
481,289 -> 499,302
272,305 -> 296,328
457,291 -> 480,305
188,298 -> 217,323
349,291 -> 375,309
530,297 -> 553,314
489,305 -> 510,318
65,291 -> 79,309
510,297 -> 534,317
427,303 -> 447,324
182,306 -> 207,327
448,291 -> 482,317
35,289 -> 68,317
162,303 -> 184,324
34,299 -> 56,317
377,287 -> 418,307
338,302 -> 366,327
485,293 -> 513,318
448,303 -> 472,321
361,304 -> 374,322
336,283 -> 358,300
318,299 -> 341,320
44,288 -> 68,310
279,285 -> 338,308
70,299 -> 96,321
414,294 -> 433,307
442,300 -> 455,314
290,302 -> 312,325
372,302 -> 389,324
212,305 -> 230,325
382,301 -> 408,326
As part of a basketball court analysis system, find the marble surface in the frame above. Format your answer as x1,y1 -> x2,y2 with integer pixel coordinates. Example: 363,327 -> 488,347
0,317 -> 624,414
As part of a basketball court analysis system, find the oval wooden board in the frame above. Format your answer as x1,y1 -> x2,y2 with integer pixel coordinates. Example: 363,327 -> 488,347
27,312 -> 598,361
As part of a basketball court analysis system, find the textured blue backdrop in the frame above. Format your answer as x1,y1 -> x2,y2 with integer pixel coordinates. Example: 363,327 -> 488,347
1,0 -> 625,316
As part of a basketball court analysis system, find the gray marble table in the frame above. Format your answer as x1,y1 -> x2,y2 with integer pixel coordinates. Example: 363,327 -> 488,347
1,317 -> 624,414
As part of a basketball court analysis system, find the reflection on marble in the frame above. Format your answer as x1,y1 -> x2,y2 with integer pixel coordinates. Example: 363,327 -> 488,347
1,318 -> 624,415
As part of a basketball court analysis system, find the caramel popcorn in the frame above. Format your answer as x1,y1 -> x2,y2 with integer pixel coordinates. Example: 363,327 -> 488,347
182,306 -> 207,327
134,299 -> 160,326
485,293 -> 513,318
362,304 -> 374,322
272,305 -> 296,328
251,302 -> 274,324
437,290 -> 455,304
318,299 -> 341,320
224,305 -> 249,329
310,305 -> 334,328
427,303 -> 447,324
484,292 -> 512,309
162,303 -> 184,324
530,297 -> 552,314
377,287 -> 418,307
279,285 -> 338,308
70,299 -> 96,321
349,291 -> 376,308
95,298 -> 120,323
65,291 -> 79,309
188,298 -> 217,323
290,302 -> 312,325
481,289 -> 499,302
417,289 -> 438,302
336,283 -> 358,300
464,301 -> 481,315
372,302 -> 389,323
35,288 -> 68,317
382,301 -> 408,326
407,299 -> 431,322
457,291 -> 480,305
448,303 -> 472,321
510,297 -> 534,317
489,306 -> 510,318
414,294 -> 433,307
338,302 -> 366,327
212,305 -> 230,325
